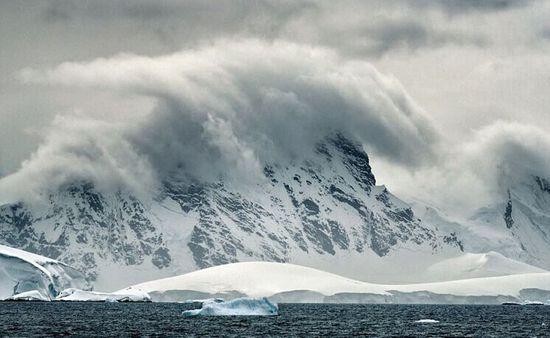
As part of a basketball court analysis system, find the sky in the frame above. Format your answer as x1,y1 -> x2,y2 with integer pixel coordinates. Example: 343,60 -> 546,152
1,0 -> 550,214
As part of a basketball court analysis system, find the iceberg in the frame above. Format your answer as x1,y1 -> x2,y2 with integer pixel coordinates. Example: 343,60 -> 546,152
55,288 -> 151,302
0,244 -> 90,300
182,297 -> 278,317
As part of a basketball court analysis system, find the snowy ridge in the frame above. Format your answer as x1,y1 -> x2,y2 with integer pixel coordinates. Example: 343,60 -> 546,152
121,262 -> 550,304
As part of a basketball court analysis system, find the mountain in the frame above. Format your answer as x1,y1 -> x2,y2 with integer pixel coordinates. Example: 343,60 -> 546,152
2,133 -> 550,290
414,174 -> 550,273
0,244 -> 90,300
1,134 -> 472,290
120,261 -> 550,304
469,175 -> 550,270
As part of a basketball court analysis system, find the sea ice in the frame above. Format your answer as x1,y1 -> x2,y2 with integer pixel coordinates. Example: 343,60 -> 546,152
182,297 -> 278,316
415,319 -> 440,324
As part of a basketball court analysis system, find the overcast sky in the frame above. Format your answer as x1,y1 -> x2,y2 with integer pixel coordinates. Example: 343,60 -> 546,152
2,0 -> 550,213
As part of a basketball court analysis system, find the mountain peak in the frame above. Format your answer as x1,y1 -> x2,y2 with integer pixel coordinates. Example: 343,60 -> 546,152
0,132 -> 450,289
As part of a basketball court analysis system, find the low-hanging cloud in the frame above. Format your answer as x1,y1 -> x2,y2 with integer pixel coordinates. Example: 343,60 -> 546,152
458,122 -> 550,198
0,114 -> 157,204
382,120 -> 550,214
2,39 -> 440,204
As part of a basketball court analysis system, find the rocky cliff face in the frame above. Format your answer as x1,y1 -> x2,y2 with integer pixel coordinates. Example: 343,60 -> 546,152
0,184 -> 171,281
0,134 -> 460,289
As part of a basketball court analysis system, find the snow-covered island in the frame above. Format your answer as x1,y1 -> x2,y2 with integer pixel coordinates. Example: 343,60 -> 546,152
120,261 -> 550,304
2,244 -> 550,305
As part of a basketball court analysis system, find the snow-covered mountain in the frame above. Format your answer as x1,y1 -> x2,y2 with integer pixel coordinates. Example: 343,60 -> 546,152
0,244 -> 90,300
414,174 -> 550,273
1,133 -> 548,290
0,134 -> 468,290
470,175 -> 550,270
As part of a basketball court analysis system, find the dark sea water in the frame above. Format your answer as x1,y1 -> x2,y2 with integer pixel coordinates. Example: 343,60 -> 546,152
0,302 -> 549,337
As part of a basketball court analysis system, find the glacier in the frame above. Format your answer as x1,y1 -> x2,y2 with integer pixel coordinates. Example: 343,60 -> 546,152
182,297 -> 278,317
0,244 -> 90,300
0,244 -> 150,302
121,261 -> 550,304
5,290 -> 50,302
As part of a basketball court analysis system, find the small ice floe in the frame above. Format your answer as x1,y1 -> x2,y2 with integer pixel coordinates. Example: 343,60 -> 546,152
5,290 -> 50,302
55,288 -> 151,302
182,297 -> 278,317
415,319 -> 440,324
181,298 -> 225,304
524,301 -> 544,306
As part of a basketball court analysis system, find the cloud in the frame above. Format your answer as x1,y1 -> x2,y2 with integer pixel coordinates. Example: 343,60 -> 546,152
36,0 -> 315,49
275,1 -> 490,57
378,120 -> 550,214
2,1 -> 546,179
34,0 -> 493,56
0,115 -> 157,204
3,1 -> 549,213
426,0 -> 534,15
2,39 -> 440,204
458,121 -> 550,197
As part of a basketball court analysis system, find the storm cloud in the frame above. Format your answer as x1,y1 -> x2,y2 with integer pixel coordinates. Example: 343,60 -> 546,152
2,1 -> 550,214
1,40 -> 439,203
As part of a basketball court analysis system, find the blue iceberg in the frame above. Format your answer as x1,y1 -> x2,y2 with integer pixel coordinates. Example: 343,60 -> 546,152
182,297 -> 278,316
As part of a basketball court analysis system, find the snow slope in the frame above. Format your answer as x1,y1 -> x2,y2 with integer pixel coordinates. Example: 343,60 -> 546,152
121,261 -> 390,298
0,244 -> 90,300
120,261 -> 550,303
393,272 -> 550,297
424,252 -> 546,281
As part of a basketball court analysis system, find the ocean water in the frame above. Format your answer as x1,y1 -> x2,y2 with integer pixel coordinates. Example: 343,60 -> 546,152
0,303 -> 549,337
